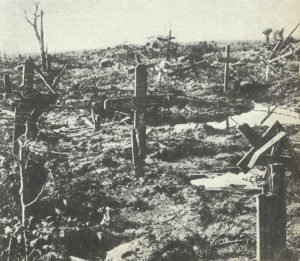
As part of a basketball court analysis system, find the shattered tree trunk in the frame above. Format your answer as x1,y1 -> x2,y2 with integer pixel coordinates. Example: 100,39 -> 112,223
131,64 -> 147,177
40,10 -> 46,71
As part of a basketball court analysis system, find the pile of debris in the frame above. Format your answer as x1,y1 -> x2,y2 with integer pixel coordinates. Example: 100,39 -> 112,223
262,24 -> 300,78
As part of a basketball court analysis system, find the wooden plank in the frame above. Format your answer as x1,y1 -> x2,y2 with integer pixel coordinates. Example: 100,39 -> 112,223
218,57 -> 238,63
104,94 -> 174,111
237,123 -> 263,148
128,62 -> 157,74
237,147 -> 256,173
248,131 -> 286,169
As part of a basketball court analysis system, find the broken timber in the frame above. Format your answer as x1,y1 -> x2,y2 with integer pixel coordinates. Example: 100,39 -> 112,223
237,121 -> 297,173
237,121 -> 297,261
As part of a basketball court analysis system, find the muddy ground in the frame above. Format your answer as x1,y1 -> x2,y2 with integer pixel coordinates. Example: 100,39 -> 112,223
0,41 -> 299,260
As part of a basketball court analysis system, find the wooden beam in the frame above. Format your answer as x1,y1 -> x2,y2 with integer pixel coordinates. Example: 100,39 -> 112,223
248,131 -> 286,169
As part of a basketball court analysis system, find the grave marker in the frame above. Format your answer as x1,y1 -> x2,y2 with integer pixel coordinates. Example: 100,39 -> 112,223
218,45 -> 238,92
104,64 -> 174,176
132,64 -> 147,176
168,60 -> 207,76
237,121 -> 297,261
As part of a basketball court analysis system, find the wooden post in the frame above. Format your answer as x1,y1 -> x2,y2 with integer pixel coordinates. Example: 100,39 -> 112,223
257,163 -> 286,261
266,65 -> 270,82
226,117 -> 230,130
47,54 -> 52,72
3,73 -> 11,95
166,30 -> 171,61
224,45 -> 230,92
22,58 -> 34,93
132,64 -> 147,177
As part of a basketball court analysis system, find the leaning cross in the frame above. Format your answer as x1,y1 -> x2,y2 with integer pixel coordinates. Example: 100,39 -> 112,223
104,64 -> 173,177
236,121 -> 293,173
237,121 -> 298,261
218,45 -> 238,92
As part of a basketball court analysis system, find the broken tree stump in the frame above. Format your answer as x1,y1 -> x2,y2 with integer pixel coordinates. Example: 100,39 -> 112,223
21,57 -> 34,94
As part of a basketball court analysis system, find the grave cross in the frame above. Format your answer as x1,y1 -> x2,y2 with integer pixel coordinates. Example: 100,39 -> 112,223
237,121 -> 298,261
168,59 -> 207,77
236,121 -> 297,173
218,45 -> 238,92
104,64 -> 173,177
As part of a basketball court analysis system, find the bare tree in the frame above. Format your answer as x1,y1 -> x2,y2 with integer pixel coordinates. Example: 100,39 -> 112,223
24,1 -> 46,70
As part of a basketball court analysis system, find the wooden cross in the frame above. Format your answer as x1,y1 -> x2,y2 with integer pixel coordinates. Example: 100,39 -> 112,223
236,121 -> 297,261
236,121 -> 296,173
218,45 -> 238,92
256,163 -> 286,261
11,57 -> 66,154
104,64 -> 173,176
127,62 -> 157,74
157,30 -> 177,61
168,59 -> 207,76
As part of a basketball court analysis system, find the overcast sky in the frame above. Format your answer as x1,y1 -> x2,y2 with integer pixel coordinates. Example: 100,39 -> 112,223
0,0 -> 299,54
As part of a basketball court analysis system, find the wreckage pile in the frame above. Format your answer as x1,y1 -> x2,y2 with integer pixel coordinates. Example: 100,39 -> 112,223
0,28 -> 299,260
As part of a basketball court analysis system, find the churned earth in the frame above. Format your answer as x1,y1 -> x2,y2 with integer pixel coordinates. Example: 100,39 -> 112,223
0,41 -> 299,260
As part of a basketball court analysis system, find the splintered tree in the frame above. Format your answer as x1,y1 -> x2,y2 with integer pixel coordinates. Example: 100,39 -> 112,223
24,1 -> 47,71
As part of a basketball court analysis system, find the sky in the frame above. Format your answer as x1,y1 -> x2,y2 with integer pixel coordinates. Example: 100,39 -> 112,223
0,0 -> 299,55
